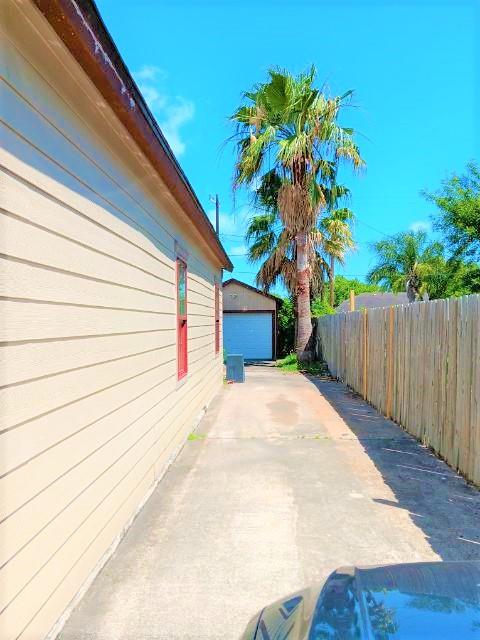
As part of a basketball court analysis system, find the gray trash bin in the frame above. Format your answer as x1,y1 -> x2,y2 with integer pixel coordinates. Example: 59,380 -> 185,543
226,354 -> 245,383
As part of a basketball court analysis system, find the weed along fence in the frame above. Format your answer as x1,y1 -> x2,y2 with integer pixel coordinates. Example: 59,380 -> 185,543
316,294 -> 480,486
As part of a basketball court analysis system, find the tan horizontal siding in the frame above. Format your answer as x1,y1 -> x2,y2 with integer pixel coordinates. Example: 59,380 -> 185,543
190,345 -> 216,367
189,317 -> 214,329
0,209 -> 174,297
0,120 -> 215,286
188,325 -> 215,341
188,292 -> 214,310
3,364 -> 218,640
0,331 -> 174,387
0,300 -> 175,343
1,78 -> 176,256
0,135 -> 175,273
1,371 -> 177,534
188,275 -> 215,297
1,168 -> 175,278
0,257 -> 174,313
1,361 -> 212,575
1,68 -> 216,279
188,309 -> 214,321
2,363 -> 176,476
0,7 -> 224,639
1,33 -> 216,268
1,347 -> 177,434
11,462 -> 156,640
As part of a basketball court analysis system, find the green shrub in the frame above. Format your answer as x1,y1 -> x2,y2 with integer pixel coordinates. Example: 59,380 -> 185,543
276,353 -> 328,375
311,298 -> 334,317
277,297 -> 295,357
333,275 -> 385,307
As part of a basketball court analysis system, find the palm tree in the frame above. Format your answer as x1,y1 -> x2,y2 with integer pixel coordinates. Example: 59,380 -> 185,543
321,207 -> 355,306
367,231 -> 444,302
231,67 -> 364,361
245,173 -> 331,298
246,171 -> 354,305
248,218 -> 331,295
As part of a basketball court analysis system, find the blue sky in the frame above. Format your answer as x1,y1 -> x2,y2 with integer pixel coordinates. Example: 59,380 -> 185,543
97,0 -> 479,294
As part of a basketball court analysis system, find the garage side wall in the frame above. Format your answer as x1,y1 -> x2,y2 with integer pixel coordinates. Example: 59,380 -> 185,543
0,5 -> 223,639
222,282 -> 276,312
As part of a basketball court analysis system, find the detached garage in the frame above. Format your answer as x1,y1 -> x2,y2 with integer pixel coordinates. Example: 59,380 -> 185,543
222,279 -> 277,360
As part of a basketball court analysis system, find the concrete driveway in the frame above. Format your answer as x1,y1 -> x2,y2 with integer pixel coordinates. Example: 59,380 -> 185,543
60,366 -> 480,640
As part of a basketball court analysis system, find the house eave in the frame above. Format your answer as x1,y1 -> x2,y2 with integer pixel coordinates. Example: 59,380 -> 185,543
32,0 -> 233,272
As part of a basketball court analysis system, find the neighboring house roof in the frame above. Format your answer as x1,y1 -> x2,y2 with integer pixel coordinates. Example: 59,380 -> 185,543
336,292 -> 409,313
33,0 -> 233,272
223,278 -> 278,302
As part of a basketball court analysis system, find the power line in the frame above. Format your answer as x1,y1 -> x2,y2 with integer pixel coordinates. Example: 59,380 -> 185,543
233,270 -> 371,277
221,218 -> 394,241
220,232 -> 246,239
227,241 -> 371,257
354,216 -> 395,239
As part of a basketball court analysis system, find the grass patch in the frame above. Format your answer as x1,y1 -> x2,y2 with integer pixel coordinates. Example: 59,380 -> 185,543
275,353 -> 329,376
187,432 -> 205,441
275,353 -> 300,372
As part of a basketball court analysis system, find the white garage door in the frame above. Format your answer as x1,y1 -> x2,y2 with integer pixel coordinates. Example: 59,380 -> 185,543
223,312 -> 273,360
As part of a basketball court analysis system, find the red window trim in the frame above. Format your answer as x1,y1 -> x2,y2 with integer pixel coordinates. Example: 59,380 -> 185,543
214,283 -> 220,354
176,258 -> 188,380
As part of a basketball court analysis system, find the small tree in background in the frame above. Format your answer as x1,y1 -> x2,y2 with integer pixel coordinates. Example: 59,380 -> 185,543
425,161 -> 480,261
321,206 -> 355,306
367,231 -> 444,301
332,275 -> 385,307
311,297 -> 334,317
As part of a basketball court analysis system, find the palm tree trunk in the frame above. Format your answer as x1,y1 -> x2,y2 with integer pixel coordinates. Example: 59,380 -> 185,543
406,278 -> 416,303
295,232 -> 312,362
329,254 -> 335,307
293,294 -> 298,353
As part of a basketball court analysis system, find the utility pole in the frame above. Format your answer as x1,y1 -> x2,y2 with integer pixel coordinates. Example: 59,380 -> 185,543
215,194 -> 219,236
210,194 -> 220,235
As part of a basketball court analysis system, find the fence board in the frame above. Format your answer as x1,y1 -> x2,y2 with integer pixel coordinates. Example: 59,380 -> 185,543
317,294 -> 480,486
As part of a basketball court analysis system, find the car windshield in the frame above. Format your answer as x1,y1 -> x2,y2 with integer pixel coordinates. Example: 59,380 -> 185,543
361,588 -> 480,639
309,565 -> 480,639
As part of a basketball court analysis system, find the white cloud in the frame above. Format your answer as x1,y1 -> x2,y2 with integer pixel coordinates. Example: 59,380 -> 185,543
159,99 -> 194,157
134,65 -> 166,82
409,220 -> 432,233
228,244 -> 248,256
133,65 -> 194,157
139,85 -> 166,111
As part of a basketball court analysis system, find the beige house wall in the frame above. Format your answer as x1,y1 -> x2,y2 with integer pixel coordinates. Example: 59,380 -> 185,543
0,3 -> 223,639
223,281 -> 276,312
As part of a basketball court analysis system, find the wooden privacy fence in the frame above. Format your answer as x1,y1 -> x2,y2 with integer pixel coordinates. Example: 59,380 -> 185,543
316,294 -> 480,486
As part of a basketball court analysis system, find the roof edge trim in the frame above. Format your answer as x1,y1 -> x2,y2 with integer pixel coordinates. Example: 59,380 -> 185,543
32,0 -> 233,271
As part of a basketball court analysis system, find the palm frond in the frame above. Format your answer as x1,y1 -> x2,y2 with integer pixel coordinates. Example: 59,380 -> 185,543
230,66 -> 365,313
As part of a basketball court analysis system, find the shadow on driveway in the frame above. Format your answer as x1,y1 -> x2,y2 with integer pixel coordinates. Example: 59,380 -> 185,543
305,375 -> 480,562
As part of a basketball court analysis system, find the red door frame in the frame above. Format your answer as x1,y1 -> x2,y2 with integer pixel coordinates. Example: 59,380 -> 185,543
214,283 -> 220,354
176,258 -> 188,379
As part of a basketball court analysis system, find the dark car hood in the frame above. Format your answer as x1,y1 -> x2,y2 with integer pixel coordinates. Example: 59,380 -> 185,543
245,561 -> 480,639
